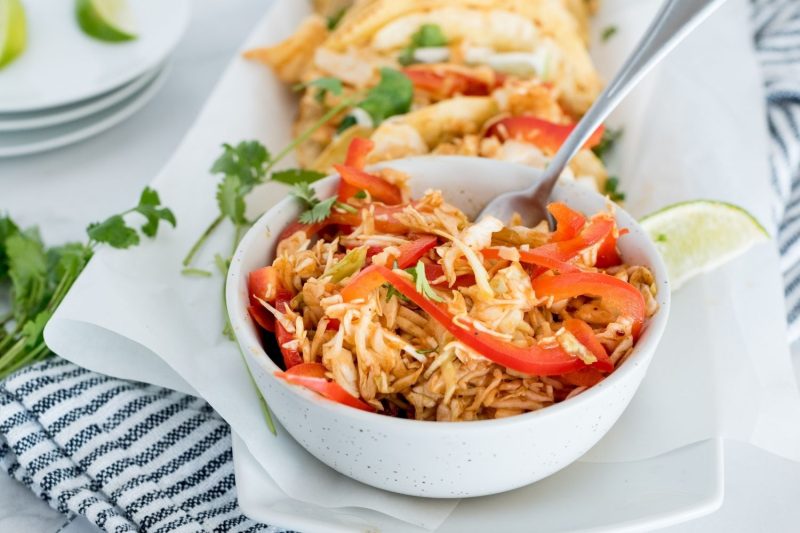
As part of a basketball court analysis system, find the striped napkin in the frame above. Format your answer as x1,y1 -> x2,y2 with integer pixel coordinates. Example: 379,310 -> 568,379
753,0 -> 800,341
0,359 -> 280,533
2,1 -> 799,531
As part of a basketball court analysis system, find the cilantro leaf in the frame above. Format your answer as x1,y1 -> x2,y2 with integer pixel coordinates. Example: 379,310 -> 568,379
601,26 -> 618,42
592,127 -> 623,161
357,68 -> 413,125
87,187 -> 176,247
272,168 -> 327,185
399,24 -> 447,66
47,242 -> 91,286
216,174 -> 247,225
290,182 -> 338,224
134,187 -> 176,237
327,7 -> 347,30
87,215 -> 140,249
412,24 -> 447,48
6,231 -> 48,320
211,141 -> 269,189
289,182 -> 318,208
604,176 -> 626,202
299,196 -> 337,224
21,311 -> 49,348
0,216 -> 20,281
336,114 -> 358,134
384,283 -> 409,303
303,77 -> 344,103
407,260 -> 445,302
398,48 -> 416,67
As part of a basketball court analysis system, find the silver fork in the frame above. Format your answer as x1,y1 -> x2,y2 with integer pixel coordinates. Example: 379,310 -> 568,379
478,0 -> 727,227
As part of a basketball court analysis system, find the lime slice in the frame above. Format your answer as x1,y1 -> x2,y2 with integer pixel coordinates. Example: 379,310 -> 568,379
76,0 -> 137,42
640,200 -> 769,289
0,0 -> 27,69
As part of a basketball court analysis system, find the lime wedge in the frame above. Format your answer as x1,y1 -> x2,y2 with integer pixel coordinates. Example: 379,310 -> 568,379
76,0 -> 137,42
640,200 -> 769,289
0,0 -> 27,69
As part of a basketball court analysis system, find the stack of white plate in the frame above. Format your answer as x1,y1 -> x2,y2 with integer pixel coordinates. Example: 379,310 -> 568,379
0,0 -> 190,158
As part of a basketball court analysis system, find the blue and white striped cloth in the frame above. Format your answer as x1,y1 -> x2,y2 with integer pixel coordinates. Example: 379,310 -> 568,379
754,0 -> 800,340
0,358 -> 282,532
2,2 -> 800,532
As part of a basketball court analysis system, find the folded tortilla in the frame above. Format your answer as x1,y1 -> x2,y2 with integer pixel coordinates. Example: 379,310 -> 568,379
324,0 -> 601,114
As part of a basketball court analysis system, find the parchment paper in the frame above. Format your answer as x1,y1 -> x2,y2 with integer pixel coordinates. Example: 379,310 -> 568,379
44,0 -> 800,530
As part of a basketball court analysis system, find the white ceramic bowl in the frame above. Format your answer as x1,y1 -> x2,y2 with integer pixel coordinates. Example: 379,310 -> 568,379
227,156 -> 671,498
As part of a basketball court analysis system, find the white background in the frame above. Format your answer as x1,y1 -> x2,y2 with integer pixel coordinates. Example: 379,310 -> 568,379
2,1 -> 800,531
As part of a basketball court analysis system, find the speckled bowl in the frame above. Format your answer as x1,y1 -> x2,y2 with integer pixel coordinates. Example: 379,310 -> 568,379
227,156 -> 671,498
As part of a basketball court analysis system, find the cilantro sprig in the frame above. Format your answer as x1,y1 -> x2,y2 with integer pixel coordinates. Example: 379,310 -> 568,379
398,24 -> 448,66
0,187 -> 174,379
592,127 -> 623,162
337,68 -> 414,133
181,97 -> 357,270
183,68 -> 413,337
88,187 -> 176,248
290,182 -> 355,225
326,7 -> 347,30
601,26 -> 618,42
294,77 -> 344,103
604,176 -> 626,202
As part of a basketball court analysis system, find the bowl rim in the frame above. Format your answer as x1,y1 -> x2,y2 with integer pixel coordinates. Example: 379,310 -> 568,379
227,156 -> 672,432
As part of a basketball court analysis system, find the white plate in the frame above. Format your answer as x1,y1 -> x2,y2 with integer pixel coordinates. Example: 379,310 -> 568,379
234,434 -> 723,533
0,0 -> 189,113
0,63 -> 169,158
0,64 -> 162,132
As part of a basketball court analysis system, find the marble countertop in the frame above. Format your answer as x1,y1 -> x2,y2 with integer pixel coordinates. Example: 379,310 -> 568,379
2,0 -> 799,531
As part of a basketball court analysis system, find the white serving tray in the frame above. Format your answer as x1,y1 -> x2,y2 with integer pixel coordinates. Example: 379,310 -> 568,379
234,434 -> 723,533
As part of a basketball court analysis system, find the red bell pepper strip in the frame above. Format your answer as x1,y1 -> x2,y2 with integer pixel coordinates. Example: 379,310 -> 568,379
548,202 -> 586,242
337,138 -> 374,201
334,164 -> 403,205
529,215 -> 615,267
248,304 -> 275,333
403,66 -> 502,99
424,263 -> 476,289
564,318 -> 613,372
392,235 -> 438,267
485,116 -> 605,154
365,246 -> 384,259
560,368 -> 606,388
344,137 -> 373,169
363,265 -> 586,375
277,219 -> 328,243
339,236 -> 438,300
481,247 -> 578,273
275,290 -> 304,369
248,266 -> 279,304
532,272 -> 646,338
340,267 -> 387,302
278,204 -> 410,245
595,228 -> 629,268
329,205 -> 409,234
275,363 -> 375,412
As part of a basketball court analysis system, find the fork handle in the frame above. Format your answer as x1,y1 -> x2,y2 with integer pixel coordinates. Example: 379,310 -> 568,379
535,0 -> 728,202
